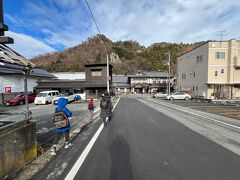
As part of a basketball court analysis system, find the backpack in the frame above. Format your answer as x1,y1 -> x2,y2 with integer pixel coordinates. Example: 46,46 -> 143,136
101,100 -> 108,110
88,103 -> 94,110
53,111 -> 69,129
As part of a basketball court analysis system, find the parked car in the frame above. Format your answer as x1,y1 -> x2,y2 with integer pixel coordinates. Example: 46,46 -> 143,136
34,90 -> 59,105
165,92 -> 191,100
153,92 -> 167,98
53,92 -> 76,105
5,93 -> 37,106
115,91 -> 122,95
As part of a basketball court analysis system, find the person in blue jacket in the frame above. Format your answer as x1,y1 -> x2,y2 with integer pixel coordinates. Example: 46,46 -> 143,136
51,98 -> 72,155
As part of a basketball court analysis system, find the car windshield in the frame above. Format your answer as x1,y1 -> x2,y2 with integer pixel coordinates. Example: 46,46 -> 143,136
37,93 -> 48,97
58,93 -> 68,97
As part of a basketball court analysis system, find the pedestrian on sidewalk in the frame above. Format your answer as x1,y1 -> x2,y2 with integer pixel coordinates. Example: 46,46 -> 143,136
100,92 -> 113,126
88,98 -> 95,119
51,98 -> 72,155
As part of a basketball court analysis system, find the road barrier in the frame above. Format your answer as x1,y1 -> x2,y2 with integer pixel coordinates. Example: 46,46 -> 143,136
0,121 -> 37,179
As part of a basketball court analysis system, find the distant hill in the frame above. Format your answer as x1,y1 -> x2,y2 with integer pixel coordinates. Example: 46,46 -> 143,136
31,34 -> 206,74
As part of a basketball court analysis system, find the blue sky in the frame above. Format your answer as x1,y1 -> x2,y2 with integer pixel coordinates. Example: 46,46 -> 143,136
4,0 -> 240,58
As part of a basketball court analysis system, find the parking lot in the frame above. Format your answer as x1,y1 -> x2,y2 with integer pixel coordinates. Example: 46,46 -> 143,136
159,98 -> 240,120
0,100 -> 99,150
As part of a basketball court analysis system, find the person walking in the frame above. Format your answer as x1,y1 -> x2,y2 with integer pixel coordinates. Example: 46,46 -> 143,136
100,92 -> 113,126
88,98 -> 95,119
51,98 -> 72,155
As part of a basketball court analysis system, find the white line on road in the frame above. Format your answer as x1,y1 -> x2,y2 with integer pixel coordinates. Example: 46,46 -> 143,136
64,97 -> 120,180
149,99 -> 240,130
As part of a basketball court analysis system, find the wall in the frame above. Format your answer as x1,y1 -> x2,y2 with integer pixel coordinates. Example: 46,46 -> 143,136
177,43 -> 209,98
52,72 -> 85,80
0,75 -> 37,93
0,122 -> 37,179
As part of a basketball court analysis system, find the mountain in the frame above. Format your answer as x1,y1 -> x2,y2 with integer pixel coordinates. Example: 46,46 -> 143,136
31,34 -> 206,74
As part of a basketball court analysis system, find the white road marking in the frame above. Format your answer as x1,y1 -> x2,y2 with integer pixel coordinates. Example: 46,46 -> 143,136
64,97 -> 120,180
151,99 -> 240,130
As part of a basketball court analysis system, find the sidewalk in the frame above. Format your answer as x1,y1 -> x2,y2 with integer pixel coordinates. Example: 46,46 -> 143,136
12,97 -> 118,180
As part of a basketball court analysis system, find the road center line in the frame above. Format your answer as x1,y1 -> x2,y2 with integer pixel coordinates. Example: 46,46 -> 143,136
64,97 -> 120,180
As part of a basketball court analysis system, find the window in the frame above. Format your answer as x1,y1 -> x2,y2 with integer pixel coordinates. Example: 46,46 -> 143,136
89,89 -> 96,94
215,71 -> 218,76
196,55 -> 203,63
196,86 -> 198,90
193,72 -> 196,77
182,74 -> 186,79
221,69 -> 224,74
74,89 -> 84,94
91,69 -> 102,76
192,86 -> 195,91
216,52 -> 225,59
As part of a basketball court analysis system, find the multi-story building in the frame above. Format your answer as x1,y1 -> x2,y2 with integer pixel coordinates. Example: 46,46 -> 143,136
177,39 -> 240,99
36,63 -> 113,100
127,71 -> 174,94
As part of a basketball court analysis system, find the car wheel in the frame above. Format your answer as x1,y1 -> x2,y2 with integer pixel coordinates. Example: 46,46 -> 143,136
170,97 -> 174,100
45,101 -> 48,104
185,97 -> 189,100
19,101 -> 24,105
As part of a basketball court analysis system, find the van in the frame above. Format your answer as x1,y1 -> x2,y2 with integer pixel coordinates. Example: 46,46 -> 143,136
34,90 -> 59,105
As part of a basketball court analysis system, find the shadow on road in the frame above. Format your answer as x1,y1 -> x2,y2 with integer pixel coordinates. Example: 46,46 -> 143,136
109,135 -> 133,180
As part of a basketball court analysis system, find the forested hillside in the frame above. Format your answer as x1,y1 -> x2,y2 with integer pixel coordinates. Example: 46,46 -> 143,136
31,34 -> 206,74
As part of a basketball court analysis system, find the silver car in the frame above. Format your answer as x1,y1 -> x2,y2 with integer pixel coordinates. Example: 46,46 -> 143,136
153,92 -> 167,98
165,92 -> 191,100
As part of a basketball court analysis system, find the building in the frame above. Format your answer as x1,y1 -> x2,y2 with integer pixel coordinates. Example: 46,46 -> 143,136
112,75 -> 131,93
177,39 -> 240,99
127,71 -> 174,94
36,72 -> 86,99
0,44 -> 53,104
84,64 -> 113,99
36,63 -> 113,100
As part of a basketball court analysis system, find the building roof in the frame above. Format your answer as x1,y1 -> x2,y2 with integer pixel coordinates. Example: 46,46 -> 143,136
112,75 -> 129,83
84,63 -> 113,68
127,71 -> 173,78
0,44 -> 36,68
36,80 -> 85,88
0,67 -> 55,78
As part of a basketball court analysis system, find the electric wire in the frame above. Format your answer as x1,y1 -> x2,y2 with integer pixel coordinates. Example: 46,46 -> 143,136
84,0 -> 108,53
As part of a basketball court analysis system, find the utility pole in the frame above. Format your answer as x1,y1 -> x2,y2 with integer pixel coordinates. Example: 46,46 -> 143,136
164,52 -> 171,95
106,53 -> 110,93
84,0 -> 110,94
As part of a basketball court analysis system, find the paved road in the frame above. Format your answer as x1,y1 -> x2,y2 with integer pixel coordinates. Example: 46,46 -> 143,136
0,102 -> 92,150
32,97 -> 240,180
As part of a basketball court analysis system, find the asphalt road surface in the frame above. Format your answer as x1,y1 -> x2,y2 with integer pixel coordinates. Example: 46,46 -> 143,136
33,97 -> 240,180
0,102 -> 90,150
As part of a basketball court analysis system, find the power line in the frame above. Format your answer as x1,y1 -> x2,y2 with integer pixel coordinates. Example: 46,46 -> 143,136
84,0 -> 108,53
84,0 -> 110,93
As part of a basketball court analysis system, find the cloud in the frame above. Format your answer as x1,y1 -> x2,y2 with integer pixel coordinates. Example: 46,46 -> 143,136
6,0 -> 240,57
90,0 -> 240,45
6,31 -> 55,59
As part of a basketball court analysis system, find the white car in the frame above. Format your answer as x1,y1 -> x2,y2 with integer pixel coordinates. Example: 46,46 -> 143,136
165,92 -> 191,100
34,90 -> 59,105
153,92 -> 167,98
53,92 -> 76,105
